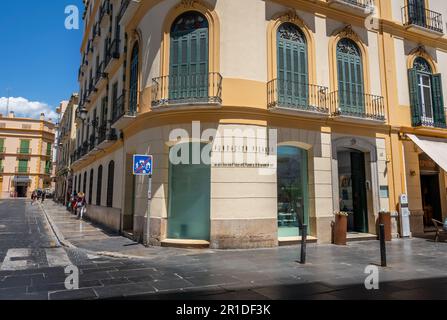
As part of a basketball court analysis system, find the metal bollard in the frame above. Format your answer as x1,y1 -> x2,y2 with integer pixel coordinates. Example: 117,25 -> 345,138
379,224 -> 387,267
300,224 -> 308,265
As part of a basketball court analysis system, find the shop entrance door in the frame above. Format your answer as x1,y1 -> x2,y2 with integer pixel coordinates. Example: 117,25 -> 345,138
420,174 -> 442,226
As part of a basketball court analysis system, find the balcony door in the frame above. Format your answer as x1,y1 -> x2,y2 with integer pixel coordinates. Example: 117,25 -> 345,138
169,11 -> 209,102
336,38 -> 365,115
408,57 -> 445,127
408,0 -> 426,27
277,23 -> 308,108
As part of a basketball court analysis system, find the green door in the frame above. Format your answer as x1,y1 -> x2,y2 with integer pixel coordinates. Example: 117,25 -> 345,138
408,0 -> 426,27
277,23 -> 308,108
277,146 -> 309,237
337,38 -> 365,116
168,142 -> 211,240
169,11 -> 209,102
351,152 -> 368,233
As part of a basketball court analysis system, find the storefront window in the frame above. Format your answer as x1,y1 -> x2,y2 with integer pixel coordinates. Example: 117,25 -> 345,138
277,146 -> 308,237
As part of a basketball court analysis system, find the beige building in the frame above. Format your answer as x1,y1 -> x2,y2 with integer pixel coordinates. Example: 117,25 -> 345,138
55,95 -> 79,204
71,0 -> 447,249
0,112 -> 55,198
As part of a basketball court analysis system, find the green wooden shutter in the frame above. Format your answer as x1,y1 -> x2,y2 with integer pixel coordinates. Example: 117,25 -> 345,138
337,39 -> 364,115
408,68 -> 422,126
0,139 -> 4,151
277,24 -> 308,108
46,143 -> 52,156
431,73 -> 446,128
169,13 -> 209,102
18,159 -> 28,173
20,140 -> 30,153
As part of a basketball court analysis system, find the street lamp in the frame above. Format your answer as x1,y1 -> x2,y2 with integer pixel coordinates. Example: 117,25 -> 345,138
78,107 -> 88,122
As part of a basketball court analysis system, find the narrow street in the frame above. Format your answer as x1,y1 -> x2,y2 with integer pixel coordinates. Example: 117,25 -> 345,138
1,199 -> 447,300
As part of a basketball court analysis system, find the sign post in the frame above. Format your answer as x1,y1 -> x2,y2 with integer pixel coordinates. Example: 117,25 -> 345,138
133,155 -> 153,246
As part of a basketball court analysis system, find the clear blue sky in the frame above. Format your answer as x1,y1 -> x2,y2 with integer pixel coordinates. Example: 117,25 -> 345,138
0,1 -> 84,117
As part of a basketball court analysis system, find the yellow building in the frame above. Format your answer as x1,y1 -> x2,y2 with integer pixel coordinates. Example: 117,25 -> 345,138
0,112 -> 55,198
55,95 -> 79,204
70,0 -> 447,248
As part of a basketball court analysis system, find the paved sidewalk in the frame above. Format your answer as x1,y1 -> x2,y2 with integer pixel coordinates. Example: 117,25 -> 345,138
17,200 -> 447,299
40,201 -> 211,259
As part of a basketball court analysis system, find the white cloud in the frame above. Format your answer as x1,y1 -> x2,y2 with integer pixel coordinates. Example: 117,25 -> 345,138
0,97 -> 58,122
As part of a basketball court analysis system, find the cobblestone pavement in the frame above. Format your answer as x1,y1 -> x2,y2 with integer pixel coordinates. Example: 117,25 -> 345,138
1,199 -> 447,300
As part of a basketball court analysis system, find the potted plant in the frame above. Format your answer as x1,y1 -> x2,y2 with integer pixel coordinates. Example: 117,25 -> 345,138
333,211 -> 349,245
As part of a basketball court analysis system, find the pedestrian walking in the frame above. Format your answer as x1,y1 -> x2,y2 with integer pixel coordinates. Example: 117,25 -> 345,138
31,191 -> 37,205
76,192 -> 86,220
41,190 -> 46,203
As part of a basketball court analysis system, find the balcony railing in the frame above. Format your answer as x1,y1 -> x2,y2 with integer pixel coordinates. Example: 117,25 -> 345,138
112,91 -> 131,124
15,167 -> 30,174
81,141 -> 89,157
89,133 -> 96,151
99,0 -> 110,23
105,38 -> 120,67
411,107 -> 447,129
95,61 -> 107,85
152,73 -> 223,107
17,148 -> 32,155
98,121 -> 118,144
332,0 -> 374,9
329,90 -> 385,121
402,4 -> 443,34
267,79 -> 329,114
92,21 -> 101,42
118,0 -> 131,21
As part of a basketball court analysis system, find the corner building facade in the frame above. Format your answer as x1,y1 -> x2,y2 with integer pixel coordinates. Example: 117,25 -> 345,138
71,0 -> 447,248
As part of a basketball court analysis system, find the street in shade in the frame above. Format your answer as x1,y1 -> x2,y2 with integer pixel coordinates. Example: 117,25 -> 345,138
0,199 -> 447,300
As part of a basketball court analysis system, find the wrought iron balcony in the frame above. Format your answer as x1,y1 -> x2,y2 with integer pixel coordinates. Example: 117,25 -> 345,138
328,0 -> 375,17
17,148 -> 32,155
105,38 -> 120,70
411,108 -> 447,129
152,73 -> 223,108
267,79 -> 329,116
81,141 -> 89,156
99,0 -> 110,26
92,21 -> 101,44
119,0 -> 139,25
97,121 -> 118,147
329,90 -> 385,122
15,167 -> 30,174
95,61 -> 107,86
402,4 -> 444,35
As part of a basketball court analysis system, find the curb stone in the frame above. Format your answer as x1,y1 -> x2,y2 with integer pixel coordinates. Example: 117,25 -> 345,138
39,202 -> 152,261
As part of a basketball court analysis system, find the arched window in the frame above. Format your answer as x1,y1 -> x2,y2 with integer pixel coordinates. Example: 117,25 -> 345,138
169,11 -> 209,101
107,161 -> 115,208
277,23 -> 308,107
408,56 -> 445,127
96,165 -> 103,206
83,172 -> 87,194
128,43 -> 139,115
336,38 -> 364,115
88,169 -> 94,205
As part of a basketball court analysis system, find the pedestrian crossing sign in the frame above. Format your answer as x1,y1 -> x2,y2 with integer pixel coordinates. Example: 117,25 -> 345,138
133,155 -> 153,176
